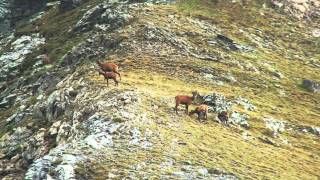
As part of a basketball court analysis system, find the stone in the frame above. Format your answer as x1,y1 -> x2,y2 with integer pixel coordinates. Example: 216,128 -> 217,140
230,111 -> 250,128
202,93 -> 232,112
56,122 -> 71,144
302,79 -> 320,93
310,127 -> 320,136
173,171 -> 185,177
56,164 -> 76,180
258,136 -> 280,147
84,133 -> 113,149
264,117 -> 285,136
215,34 -> 253,52
0,93 -> 17,108
273,71 -> 284,79
49,121 -> 62,136
46,90 -> 70,122
311,29 -> 320,37
197,167 -> 208,175
233,97 -> 257,111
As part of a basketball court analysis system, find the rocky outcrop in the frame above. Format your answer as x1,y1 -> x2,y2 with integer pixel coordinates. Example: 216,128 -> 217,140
271,0 -> 320,20
74,0 -> 133,32
202,93 -> 232,112
60,33 -> 125,67
233,97 -> 257,111
0,34 -> 45,81
229,111 -> 250,128
202,93 -> 252,128
264,117 -> 286,136
0,0 -> 47,36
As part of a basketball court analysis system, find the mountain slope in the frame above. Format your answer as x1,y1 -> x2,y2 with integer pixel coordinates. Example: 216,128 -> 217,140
0,0 -> 319,179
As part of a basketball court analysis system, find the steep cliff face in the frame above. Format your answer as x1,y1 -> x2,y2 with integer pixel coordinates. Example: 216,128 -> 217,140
0,0 -> 319,179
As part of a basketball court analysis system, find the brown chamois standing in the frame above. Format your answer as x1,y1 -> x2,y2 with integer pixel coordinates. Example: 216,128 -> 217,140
40,49 -> 50,65
175,91 -> 199,114
42,54 -> 50,65
96,60 -> 121,81
98,70 -> 119,87
189,104 -> 208,120
218,111 -> 229,126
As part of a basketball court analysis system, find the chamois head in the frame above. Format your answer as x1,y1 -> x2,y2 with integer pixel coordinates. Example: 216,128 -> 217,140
96,60 -> 102,67
189,110 -> 197,116
192,91 -> 199,100
97,69 -> 105,76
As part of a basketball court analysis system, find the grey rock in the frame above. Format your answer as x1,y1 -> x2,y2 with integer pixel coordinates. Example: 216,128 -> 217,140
197,167 -> 208,175
202,93 -> 232,112
49,121 -> 62,136
258,136 -> 280,147
74,1 -> 133,32
302,79 -> 320,93
264,117 -> 285,136
273,71 -> 284,79
271,0 -> 320,20
0,93 -> 17,108
60,34 -> 123,67
46,90 -> 68,122
224,72 -> 237,83
233,97 -> 256,111
310,127 -> 320,136
0,34 -> 45,81
294,125 -> 320,136
230,111 -> 250,128
172,171 -> 185,177
215,34 -> 253,52
84,133 -> 113,149
130,127 -> 142,145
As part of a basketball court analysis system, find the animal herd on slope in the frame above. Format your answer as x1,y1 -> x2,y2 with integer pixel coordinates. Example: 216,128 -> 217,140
96,60 -> 230,125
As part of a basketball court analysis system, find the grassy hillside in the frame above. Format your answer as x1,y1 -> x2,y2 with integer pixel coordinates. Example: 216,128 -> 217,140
71,1 -> 319,178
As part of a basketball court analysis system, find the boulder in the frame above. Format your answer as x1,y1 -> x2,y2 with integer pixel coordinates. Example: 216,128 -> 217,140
302,79 -> 320,93
233,97 -> 257,111
264,117 -> 285,136
230,111 -> 250,128
202,93 -> 232,112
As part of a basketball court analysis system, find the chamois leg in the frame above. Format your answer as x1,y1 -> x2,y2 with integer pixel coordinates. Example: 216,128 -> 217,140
106,79 -> 109,87
114,79 -> 118,86
116,72 -> 121,81
175,103 -> 179,114
185,104 -> 189,114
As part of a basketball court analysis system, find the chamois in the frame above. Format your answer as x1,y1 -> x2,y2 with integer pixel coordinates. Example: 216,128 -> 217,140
218,111 -> 229,126
189,104 -> 208,120
98,70 -> 119,87
96,60 -> 121,81
175,91 -> 199,114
